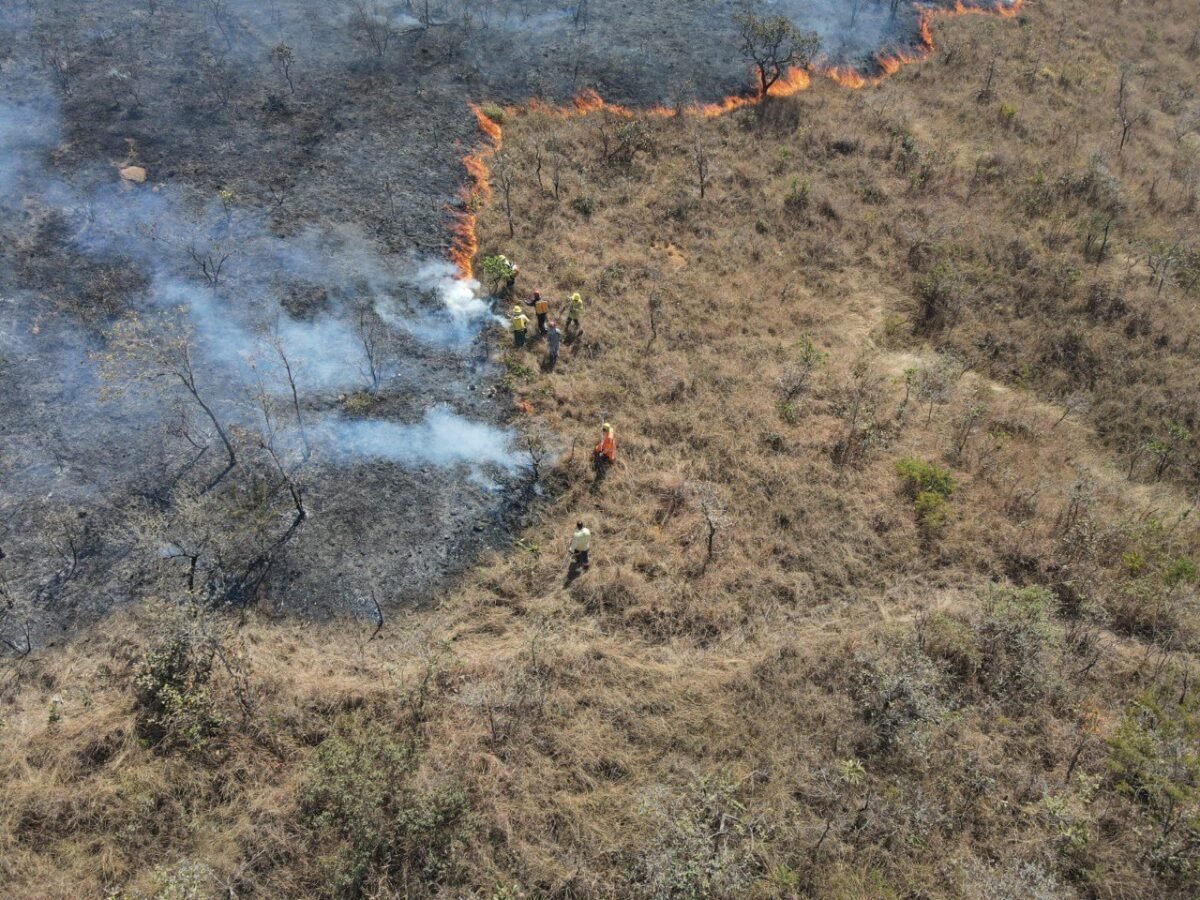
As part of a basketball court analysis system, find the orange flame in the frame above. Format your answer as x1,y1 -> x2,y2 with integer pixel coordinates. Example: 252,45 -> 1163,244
447,103 -> 505,278
448,0 -> 1024,276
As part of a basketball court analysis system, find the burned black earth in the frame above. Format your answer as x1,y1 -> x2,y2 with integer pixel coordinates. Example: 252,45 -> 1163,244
0,0 -> 1002,640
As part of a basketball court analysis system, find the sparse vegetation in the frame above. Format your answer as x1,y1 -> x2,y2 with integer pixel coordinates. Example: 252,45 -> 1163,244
4,0 -> 1200,896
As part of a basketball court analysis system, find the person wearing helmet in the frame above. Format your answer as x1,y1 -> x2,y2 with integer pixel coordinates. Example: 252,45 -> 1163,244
546,318 -> 562,368
594,422 -> 617,467
532,290 -> 550,334
565,291 -> 584,337
503,259 -> 520,298
510,305 -> 530,348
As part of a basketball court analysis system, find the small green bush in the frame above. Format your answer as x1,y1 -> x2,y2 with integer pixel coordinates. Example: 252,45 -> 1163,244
302,720 -> 472,898
480,254 -> 516,287
977,586 -> 1060,704
895,458 -> 956,499
134,633 -> 224,753
479,103 -> 506,125
1165,557 -> 1198,586
571,195 -> 596,218
915,490 -> 951,533
783,177 -> 810,213
1107,685 -> 1200,877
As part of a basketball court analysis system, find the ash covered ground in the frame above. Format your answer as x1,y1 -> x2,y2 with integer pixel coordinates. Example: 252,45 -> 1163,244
0,0 -> 1006,637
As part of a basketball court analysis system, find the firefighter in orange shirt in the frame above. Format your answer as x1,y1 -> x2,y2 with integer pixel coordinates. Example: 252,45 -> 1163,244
593,422 -> 617,471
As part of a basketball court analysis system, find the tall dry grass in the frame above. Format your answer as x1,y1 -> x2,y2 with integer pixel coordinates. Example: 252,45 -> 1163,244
4,0 -> 1200,896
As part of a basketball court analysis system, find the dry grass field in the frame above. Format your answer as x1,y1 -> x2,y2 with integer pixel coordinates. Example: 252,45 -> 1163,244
4,0 -> 1200,896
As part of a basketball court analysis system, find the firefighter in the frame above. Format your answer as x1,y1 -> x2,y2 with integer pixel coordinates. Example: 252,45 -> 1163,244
546,319 -> 562,368
532,290 -> 550,334
569,520 -> 592,570
593,422 -> 617,469
510,305 -> 529,348
565,291 -> 584,337
503,258 -> 520,298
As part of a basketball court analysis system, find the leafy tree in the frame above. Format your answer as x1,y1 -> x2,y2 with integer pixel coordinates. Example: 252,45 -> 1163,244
734,10 -> 821,97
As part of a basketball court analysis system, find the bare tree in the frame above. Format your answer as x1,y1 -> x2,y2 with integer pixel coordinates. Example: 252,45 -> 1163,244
688,481 -> 731,574
356,307 -> 386,392
647,292 -> 664,350
519,425 -> 554,482
734,9 -> 821,98
270,334 -> 311,461
188,243 -> 233,286
204,0 -> 233,50
693,136 -> 711,199
100,312 -> 238,492
349,0 -> 396,56
270,43 -> 296,94
1116,65 -> 1149,156
494,156 -> 516,238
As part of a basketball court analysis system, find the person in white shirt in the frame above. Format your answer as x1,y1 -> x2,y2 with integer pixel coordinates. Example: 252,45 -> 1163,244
570,521 -> 592,570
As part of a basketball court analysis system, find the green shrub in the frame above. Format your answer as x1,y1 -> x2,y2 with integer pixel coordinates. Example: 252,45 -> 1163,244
301,720 -> 471,897
1107,685 -> 1200,877
853,646 -> 946,754
977,586 -> 1060,703
783,177 -> 810,213
134,632 -> 224,753
915,490 -> 951,534
480,254 -> 516,288
571,195 -> 596,218
479,103 -> 506,125
636,775 -> 763,897
1165,557 -> 1198,586
895,458 -> 956,498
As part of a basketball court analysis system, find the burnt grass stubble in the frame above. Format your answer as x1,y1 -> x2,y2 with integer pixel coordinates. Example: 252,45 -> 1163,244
0,0 -> 933,636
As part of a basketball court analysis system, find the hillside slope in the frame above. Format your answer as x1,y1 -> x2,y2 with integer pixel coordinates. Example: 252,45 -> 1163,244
4,0 -> 1200,896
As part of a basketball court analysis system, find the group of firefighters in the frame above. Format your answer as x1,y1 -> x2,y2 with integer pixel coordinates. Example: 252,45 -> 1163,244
498,267 -> 612,575
507,289 -> 585,370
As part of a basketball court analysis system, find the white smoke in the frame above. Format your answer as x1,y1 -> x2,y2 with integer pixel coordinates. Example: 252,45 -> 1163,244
312,405 -> 516,471
377,259 -> 504,347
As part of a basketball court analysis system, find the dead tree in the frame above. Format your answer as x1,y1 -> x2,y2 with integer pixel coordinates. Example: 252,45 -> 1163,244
100,313 -> 238,492
270,43 -> 296,94
349,0 -> 396,56
188,244 -> 232,286
356,307 -> 385,392
693,137 -> 711,199
1116,65 -> 1148,156
689,481 -> 731,574
520,425 -> 554,482
646,292 -> 663,350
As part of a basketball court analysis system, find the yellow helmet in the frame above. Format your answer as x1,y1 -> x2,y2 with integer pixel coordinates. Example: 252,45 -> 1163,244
571,292 -> 582,303
511,306 -> 522,316
602,423 -> 612,431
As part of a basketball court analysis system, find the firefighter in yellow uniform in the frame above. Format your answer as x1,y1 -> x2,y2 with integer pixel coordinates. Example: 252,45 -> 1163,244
510,305 -> 530,348
565,291 -> 584,337
532,290 -> 550,334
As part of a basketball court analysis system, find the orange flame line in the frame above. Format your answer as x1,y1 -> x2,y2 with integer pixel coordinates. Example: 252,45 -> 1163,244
447,0 -> 1025,276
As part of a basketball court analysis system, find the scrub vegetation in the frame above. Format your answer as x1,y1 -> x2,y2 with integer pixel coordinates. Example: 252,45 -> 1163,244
4,0 -> 1200,896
